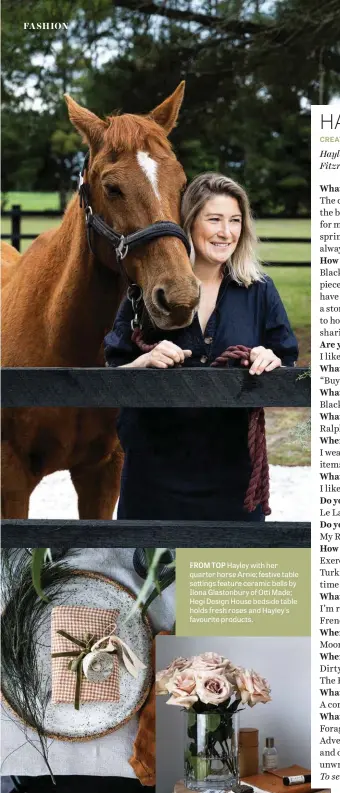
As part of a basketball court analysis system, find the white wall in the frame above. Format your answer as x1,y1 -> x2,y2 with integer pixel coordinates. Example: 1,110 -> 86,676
156,636 -> 310,793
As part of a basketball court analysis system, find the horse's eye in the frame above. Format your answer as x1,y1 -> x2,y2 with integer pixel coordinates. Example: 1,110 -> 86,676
104,183 -> 123,199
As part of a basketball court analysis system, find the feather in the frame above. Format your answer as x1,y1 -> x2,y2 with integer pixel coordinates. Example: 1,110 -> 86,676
1,549 -> 76,782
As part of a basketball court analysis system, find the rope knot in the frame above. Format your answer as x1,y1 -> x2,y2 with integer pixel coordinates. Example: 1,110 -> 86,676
210,344 -> 251,367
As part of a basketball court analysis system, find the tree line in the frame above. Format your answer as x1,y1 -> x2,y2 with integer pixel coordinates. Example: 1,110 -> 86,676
2,0 -> 340,214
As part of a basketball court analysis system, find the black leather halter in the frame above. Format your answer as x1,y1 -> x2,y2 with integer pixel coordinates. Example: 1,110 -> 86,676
78,152 -> 191,272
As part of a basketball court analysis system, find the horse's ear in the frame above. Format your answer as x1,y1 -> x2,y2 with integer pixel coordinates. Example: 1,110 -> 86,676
64,94 -> 106,149
149,81 -> 185,135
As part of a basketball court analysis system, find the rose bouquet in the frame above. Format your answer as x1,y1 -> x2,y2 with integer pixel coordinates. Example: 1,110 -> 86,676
156,652 -> 271,790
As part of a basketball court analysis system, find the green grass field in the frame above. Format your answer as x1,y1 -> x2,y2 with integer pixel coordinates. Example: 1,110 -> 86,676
258,241 -> 310,262
2,191 -> 70,211
255,218 -> 311,238
267,266 -> 310,329
1,215 -> 62,242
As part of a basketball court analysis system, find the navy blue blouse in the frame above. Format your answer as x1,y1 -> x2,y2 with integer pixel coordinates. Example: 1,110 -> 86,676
104,274 -> 298,521
104,274 -> 298,368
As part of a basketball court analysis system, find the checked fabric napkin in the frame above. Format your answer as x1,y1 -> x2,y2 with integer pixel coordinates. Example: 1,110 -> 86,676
51,605 -> 120,704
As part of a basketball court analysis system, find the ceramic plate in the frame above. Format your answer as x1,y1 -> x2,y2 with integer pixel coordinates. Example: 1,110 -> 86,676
2,570 -> 153,741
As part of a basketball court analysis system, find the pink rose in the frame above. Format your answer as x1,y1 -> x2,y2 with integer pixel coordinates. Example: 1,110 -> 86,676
156,669 -> 173,695
166,692 -> 198,708
223,662 -> 245,687
235,668 -> 271,707
167,670 -> 198,709
191,652 -> 226,671
156,657 -> 192,695
168,657 -> 193,673
196,673 -> 232,705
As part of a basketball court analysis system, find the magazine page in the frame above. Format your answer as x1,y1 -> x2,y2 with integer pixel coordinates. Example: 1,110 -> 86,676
311,106 -> 340,792
0,0 -> 332,792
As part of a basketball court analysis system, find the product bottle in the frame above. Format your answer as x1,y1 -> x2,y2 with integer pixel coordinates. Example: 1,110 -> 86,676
262,737 -> 278,771
239,728 -> 259,777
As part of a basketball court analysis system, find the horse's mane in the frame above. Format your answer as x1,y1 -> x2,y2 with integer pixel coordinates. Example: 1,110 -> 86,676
103,113 -> 173,157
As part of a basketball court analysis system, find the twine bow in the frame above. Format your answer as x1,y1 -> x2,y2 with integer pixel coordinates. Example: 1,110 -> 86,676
51,622 -> 146,710
91,631 -> 146,679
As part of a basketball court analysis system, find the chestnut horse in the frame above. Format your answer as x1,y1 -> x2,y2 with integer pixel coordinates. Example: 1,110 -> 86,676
2,83 -> 200,519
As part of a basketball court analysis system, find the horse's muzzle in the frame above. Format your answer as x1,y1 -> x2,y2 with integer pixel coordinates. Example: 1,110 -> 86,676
148,278 -> 200,329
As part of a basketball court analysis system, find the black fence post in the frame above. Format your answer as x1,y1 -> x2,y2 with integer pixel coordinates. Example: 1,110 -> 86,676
11,204 -> 21,251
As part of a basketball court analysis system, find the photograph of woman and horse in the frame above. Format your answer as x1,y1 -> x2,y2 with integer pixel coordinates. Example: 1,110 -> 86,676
2,82 -> 304,524
3,0 -> 326,527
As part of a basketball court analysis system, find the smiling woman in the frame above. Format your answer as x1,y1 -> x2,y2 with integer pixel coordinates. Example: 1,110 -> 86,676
104,173 -> 299,522
190,194 -> 243,334
182,173 -> 262,287
193,195 -> 242,259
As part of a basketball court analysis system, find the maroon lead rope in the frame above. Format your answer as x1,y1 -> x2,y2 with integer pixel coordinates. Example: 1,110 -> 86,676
211,345 -> 271,517
131,330 -> 271,516
131,328 -> 156,355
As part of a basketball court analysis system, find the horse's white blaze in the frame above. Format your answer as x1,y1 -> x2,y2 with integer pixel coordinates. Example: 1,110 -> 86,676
137,151 -> 160,199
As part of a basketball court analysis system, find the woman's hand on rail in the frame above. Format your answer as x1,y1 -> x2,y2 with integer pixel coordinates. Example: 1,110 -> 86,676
120,341 -> 192,369
246,346 -> 282,375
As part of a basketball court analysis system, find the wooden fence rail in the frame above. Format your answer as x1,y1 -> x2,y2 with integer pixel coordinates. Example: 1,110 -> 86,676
1,205 -> 311,267
1,519 -> 311,548
2,366 -> 310,408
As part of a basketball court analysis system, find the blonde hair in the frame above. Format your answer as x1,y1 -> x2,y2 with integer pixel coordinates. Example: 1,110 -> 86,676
181,173 -> 264,286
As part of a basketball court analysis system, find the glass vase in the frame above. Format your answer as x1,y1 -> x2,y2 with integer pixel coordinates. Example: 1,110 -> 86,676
184,709 -> 240,791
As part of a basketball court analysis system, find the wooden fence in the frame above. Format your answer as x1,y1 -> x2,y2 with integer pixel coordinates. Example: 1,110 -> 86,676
2,366 -> 311,547
1,205 -> 311,266
2,366 -> 310,408
1,519 -> 311,548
